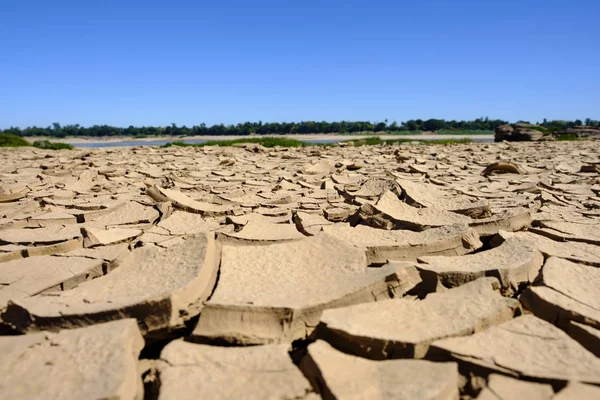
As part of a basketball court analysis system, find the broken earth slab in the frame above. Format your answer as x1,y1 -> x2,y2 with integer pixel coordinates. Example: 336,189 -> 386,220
322,223 -> 482,265
0,319 -> 144,400
567,320 -> 600,357
147,185 -> 238,216
467,208 -> 532,236
192,232 -> 421,344
0,255 -> 105,310
359,190 -> 473,231
217,220 -> 305,244
350,178 -> 402,201
493,230 -> 600,267
293,211 -> 333,235
474,374 -> 554,400
2,233 -> 220,341
520,256 -> 600,330
157,341 -> 313,400
0,224 -> 82,246
156,210 -> 220,235
318,278 -> 520,360
83,226 -> 142,247
300,340 -> 459,400
396,178 -> 490,218
417,235 -> 543,294
85,200 -> 160,228
54,243 -> 130,273
429,314 -> 600,385
552,382 -> 600,400
530,220 -> 600,246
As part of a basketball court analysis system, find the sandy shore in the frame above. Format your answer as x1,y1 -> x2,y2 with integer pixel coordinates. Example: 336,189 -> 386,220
29,133 -> 493,145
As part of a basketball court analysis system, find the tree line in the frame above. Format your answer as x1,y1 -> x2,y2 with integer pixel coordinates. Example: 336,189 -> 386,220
1,118 -> 597,138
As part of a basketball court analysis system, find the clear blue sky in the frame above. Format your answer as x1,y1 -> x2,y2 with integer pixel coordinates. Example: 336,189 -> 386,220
1,0 -> 598,128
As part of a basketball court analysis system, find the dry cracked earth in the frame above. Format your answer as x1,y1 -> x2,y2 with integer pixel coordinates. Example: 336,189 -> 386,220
0,140 -> 599,400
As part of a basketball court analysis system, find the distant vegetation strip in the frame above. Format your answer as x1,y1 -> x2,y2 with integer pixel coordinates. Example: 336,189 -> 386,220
0,134 -> 73,150
161,137 -> 472,148
3,118 -> 597,138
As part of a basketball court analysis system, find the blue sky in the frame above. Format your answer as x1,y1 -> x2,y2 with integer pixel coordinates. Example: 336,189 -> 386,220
1,0 -> 598,128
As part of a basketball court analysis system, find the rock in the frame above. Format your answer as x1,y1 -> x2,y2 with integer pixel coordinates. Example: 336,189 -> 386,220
300,340 -> 459,400
417,235 -> 543,294
359,191 -> 472,231
430,315 -> 600,385
323,223 -> 482,265
0,319 -> 144,400
560,125 -> 600,140
157,341 -> 313,400
192,232 -> 421,344
318,278 -> 520,359
520,257 -> 600,330
494,124 -> 549,142
2,233 -> 220,340
475,374 -> 553,400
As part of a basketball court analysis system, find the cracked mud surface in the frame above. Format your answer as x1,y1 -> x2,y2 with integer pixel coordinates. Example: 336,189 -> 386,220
0,140 -> 599,399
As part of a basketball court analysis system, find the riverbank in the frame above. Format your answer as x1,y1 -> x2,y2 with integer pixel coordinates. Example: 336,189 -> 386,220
26,133 -> 494,147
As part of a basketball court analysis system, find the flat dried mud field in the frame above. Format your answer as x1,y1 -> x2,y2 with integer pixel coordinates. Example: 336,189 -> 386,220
0,140 -> 599,399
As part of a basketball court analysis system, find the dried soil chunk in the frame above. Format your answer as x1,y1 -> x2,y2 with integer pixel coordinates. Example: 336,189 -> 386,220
567,320 -> 600,357
359,190 -> 472,231
323,223 -> 482,265
2,233 -> 220,340
157,210 -> 219,235
192,232 -> 421,344
300,340 -> 459,400
468,208 -> 532,236
530,220 -> 600,245
150,186 -> 237,216
0,319 -> 144,400
553,382 -> 600,400
430,315 -> 600,385
521,256 -> 600,330
319,278 -> 520,359
83,226 -> 142,247
0,255 -> 104,309
219,220 -> 305,244
0,225 -> 82,246
496,231 -> 600,267
157,341 -> 312,400
397,179 -> 490,218
475,374 -> 553,400
417,236 -> 543,293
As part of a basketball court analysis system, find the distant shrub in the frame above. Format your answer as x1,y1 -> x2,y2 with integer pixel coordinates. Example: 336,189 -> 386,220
0,133 -> 31,147
556,134 -> 579,141
32,140 -> 74,150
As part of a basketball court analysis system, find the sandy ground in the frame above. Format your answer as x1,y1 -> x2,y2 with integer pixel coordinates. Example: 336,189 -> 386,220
28,133 -> 493,145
